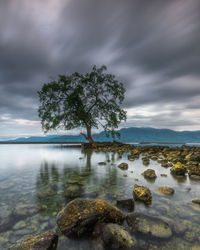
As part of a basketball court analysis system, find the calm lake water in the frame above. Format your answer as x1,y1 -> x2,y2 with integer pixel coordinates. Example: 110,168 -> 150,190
0,145 -> 200,249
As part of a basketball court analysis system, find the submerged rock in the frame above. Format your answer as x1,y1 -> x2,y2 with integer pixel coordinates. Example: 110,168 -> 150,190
117,163 -> 128,170
142,157 -> 150,166
9,231 -> 58,250
0,204 -> 13,231
101,223 -> 136,250
126,213 -> 172,239
133,184 -> 152,204
156,187 -> 174,195
142,169 -> 157,179
170,162 -> 187,176
116,199 -> 135,212
56,198 -> 125,237
14,204 -> 37,217
63,184 -> 82,199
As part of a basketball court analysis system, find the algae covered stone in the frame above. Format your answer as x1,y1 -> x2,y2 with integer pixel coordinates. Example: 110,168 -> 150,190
9,231 -> 58,250
101,223 -> 136,250
56,198 -> 125,237
126,213 -> 172,239
117,162 -> 128,170
116,199 -> 135,212
156,187 -> 174,195
170,162 -> 187,175
133,184 -> 152,204
142,169 -> 157,179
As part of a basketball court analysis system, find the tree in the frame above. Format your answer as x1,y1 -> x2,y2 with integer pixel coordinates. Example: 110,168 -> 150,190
38,65 -> 127,143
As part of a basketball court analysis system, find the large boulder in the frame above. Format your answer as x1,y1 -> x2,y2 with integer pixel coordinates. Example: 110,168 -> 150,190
9,231 -> 58,250
56,198 -> 125,237
133,184 -> 152,204
170,162 -> 187,175
142,169 -> 157,179
126,213 -> 172,239
101,223 -> 136,250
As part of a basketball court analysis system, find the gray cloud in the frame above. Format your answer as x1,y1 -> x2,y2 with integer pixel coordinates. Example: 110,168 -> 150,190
0,0 -> 200,137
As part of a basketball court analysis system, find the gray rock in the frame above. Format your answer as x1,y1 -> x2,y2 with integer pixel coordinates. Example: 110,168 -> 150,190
126,213 -> 172,239
101,223 -> 136,250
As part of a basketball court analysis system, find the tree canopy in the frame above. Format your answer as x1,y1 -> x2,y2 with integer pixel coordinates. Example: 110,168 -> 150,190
38,65 -> 127,143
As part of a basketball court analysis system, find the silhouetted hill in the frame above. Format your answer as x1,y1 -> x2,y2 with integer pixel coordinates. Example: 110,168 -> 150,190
6,127 -> 200,143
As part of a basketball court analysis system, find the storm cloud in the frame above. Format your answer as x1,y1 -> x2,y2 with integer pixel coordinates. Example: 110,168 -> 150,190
0,0 -> 200,138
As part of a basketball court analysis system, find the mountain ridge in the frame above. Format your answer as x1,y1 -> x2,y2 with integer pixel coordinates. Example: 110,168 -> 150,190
4,127 -> 200,143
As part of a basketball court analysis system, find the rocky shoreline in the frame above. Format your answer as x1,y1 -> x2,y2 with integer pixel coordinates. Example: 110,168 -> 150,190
7,142 -> 200,249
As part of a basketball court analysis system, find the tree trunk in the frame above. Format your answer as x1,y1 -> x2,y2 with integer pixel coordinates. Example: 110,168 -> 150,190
81,126 -> 94,143
86,126 -> 94,143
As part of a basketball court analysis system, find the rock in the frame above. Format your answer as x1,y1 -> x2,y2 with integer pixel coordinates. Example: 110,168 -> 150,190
142,157 -> 150,166
133,184 -> 152,204
142,169 -> 157,179
56,198 -> 125,237
188,166 -> 200,176
63,184 -> 82,199
0,204 -> 13,231
156,187 -> 174,195
192,199 -> 200,204
126,213 -> 172,239
98,162 -> 107,166
184,231 -> 196,242
189,175 -> 200,180
101,223 -> 136,250
160,174 -> 167,177
9,231 -> 58,250
37,186 -> 57,200
14,204 -> 37,217
117,163 -> 128,170
116,199 -> 135,212
170,162 -> 187,175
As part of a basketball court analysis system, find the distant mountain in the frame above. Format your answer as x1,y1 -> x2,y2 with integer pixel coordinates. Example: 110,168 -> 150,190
6,127 -> 200,143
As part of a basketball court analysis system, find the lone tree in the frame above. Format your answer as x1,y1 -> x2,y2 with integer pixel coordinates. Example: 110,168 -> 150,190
38,65 -> 127,143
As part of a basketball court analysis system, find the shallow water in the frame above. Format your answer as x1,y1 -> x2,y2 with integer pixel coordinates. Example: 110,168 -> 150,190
0,145 -> 200,249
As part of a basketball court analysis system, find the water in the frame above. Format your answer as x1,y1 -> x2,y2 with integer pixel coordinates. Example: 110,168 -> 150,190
0,145 -> 200,249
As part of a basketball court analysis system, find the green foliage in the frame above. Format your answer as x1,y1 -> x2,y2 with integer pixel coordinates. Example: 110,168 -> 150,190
38,65 -> 127,141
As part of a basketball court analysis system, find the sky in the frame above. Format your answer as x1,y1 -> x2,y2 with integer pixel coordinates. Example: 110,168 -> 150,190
1,0 -> 200,139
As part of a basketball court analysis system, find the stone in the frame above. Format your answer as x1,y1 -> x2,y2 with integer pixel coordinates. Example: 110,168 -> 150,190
14,204 -> 37,217
0,204 -> 13,231
56,198 -> 125,237
133,184 -> 152,204
142,157 -> 150,166
156,187 -> 174,195
170,162 -> 187,175
98,162 -> 107,166
117,163 -> 128,170
142,169 -> 157,179
63,184 -> 82,199
160,174 -> 167,177
184,231 -> 196,242
189,175 -> 200,180
192,199 -> 200,204
126,213 -> 172,239
116,199 -> 135,212
101,223 -> 136,250
9,231 -> 58,250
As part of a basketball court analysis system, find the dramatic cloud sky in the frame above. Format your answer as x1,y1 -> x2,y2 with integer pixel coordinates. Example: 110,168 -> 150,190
1,0 -> 200,138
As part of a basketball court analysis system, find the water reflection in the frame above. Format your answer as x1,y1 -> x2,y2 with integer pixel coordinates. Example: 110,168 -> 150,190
1,145 -> 200,249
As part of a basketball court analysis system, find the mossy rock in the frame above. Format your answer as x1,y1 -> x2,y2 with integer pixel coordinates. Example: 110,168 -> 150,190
170,162 -> 187,176
9,231 -> 58,250
56,198 -> 125,237
117,163 -> 128,170
101,223 -> 136,249
133,184 -> 152,204
142,169 -> 157,179
156,187 -> 174,195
